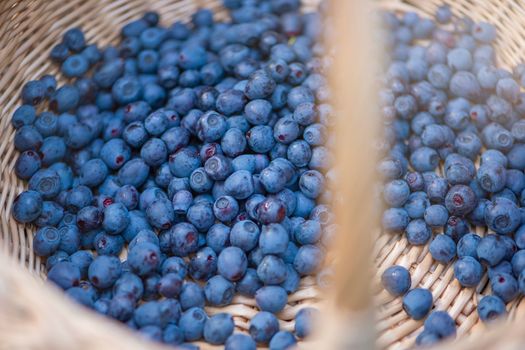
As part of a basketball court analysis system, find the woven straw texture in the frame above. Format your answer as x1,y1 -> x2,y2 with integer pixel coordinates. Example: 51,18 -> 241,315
2,0 -> 525,350
0,1 -> 321,349
374,1 -> 525,350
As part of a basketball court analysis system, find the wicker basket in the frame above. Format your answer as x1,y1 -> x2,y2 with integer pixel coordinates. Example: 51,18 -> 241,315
373,1 -> 525,350
0,1 -> 322,349
2,0 -> 525,349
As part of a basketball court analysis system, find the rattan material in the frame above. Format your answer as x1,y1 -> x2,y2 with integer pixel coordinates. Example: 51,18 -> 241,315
2,0 -> 525,349
0,0 -> 322,349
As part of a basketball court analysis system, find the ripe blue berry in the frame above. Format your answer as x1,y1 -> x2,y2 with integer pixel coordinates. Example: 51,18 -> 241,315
429,234 -> 457,264
402,288 -> 433,320
381,265 -> 411,296
249,311 -> 279,344
203,313 -> 235,345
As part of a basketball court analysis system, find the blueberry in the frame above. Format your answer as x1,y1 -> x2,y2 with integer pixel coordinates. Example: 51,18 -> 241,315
429,234 -> 457,264
454,256 -> 483,287
212,195 -> 239,223
225,334 -> 257,350
113,272 -> 144,301
491,272 -> 519,303
66,185 -> 92,213
169,147 -> 201,178
424,311 -> 456,340
233,266 -> 262,296
502,176 -> 524,203
381,265 -> 411,296
58,225 -> 81,254
14,125 -> 43,152
259,223 -> 289,255
113,185 -> 138,210
259,166 -> 287,193
249,311 -> 279,344
145,198 -> 174,230
88,255 -> 122,289
203,313 -> 234,345
160,257 -> 187,279
293,244 -> 323,276
402,288 -> 433,320
424,204 -> 449,227
383,180 -> 410,207
268,331 -> 297,350
247,125 -> 276,153
134,301 -> 162,328
46,250 -> 70,272
50,42 -> 70,63
169,222 -> 199,257
118,158 -> 150,188
21,80 -> 46,105
33,112 -> 58,137
405,219 -> 431,245
443,215 -> 468,242
101,203 -> 129,235
66,286 -> 96,308
62,54 -> 89,77
78,158 -> 109,188
178,307 -> 208,341
217,246 -> 248,282
257,254 -> 287,285
449,71 -> 481,100
224,170 -> 255,199
14,150 -> 41,180
216,89 -> 247,115
515,225 -> 525,249
482,123 -> 514,152
204,275 -> 234,306
128,242 -> 161,276
485,197 -> 521,234
157,272 -> 183,299
511,249 -> 525,277
444,184 -> 477,216
33,226 -> 61,257
477,295 -> 506,323
382,208 -> 409,232
457,233 -> 481,259
180,282 -> 205,311
415,330 -> 441,347
108,296 -> 134,321
139,137 -> 167,167
410,147 -> 439,172
426,176 -> 448,204
50,85 -> 80,113
171,189 -> 193,218
11,105 -> 36,129
477,163 -> 507,193
63,27 -> 85,52
99,139 -> 131,170
189,247 -> 217,281
187,201 -> 215,232
477,234 -> 507,267
93,231 -> 124,256
69,251 -> 94,279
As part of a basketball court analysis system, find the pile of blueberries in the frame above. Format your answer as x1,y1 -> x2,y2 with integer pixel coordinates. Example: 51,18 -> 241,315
380,4 -> 525,347
10,0 -> 332,349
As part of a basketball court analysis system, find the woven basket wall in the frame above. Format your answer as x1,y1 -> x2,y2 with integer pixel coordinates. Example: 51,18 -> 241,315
2,0 -> 525,350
